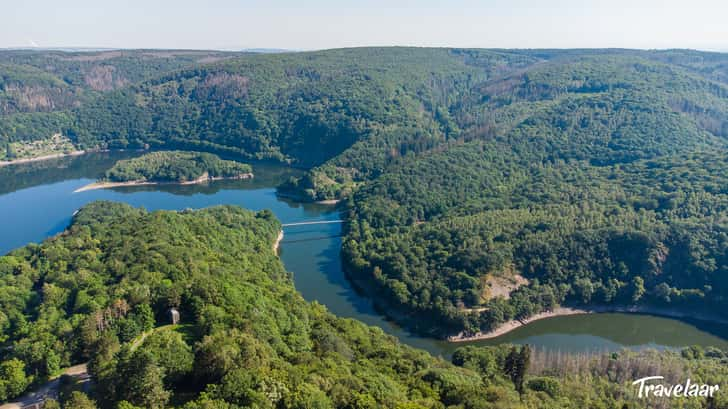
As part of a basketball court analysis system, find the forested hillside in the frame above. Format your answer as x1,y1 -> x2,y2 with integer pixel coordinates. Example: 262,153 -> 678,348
26,47 -> 728,199
0,49 -> 240,114
1,202 -> 726,408
67,48 -> 535,169
2,47 -> 728,341
339,51 -> 728,337
3,48 -> 728,168
0,49 -> 243,158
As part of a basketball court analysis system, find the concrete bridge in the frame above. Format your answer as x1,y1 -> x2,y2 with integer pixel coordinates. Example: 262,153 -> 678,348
281,220 -> 343,227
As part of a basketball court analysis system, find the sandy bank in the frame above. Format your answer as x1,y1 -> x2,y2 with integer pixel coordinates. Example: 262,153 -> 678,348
274,230 -> 284,253
0,150 -> 86,167
74,172 -> 253,193
448,305 -> 728,342
275,192 -> 341,205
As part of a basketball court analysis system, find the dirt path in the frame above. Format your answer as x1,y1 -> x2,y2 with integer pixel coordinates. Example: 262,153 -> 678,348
129,324 -> 177,352
0,325 -> 176,408
0,364 -> 88,409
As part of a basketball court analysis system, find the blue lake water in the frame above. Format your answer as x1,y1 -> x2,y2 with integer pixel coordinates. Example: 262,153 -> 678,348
1,152 -> 726,358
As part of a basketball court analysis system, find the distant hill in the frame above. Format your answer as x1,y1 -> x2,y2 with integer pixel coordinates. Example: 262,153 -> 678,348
6,47 -> 727,168
240,48 -> 296,53
0,49 -> 245,116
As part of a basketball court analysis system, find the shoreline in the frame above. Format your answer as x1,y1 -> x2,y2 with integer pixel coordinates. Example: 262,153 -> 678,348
0,148 -> 149,168
276,191 -> 342,205
342,269 -> 445,337
274,230 -> 283,253
73,173 -> 253,193
0,150 -> 87,167
447,305 -> 728,342
342,259 -> 728,345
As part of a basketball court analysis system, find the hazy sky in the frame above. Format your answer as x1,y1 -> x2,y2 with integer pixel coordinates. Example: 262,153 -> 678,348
3,0 -> 727,51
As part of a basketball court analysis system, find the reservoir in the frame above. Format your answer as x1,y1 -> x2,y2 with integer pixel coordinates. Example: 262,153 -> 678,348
1,152 -> 726,358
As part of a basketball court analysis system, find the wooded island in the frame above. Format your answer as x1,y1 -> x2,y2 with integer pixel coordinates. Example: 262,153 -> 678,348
75,151 -> 252,192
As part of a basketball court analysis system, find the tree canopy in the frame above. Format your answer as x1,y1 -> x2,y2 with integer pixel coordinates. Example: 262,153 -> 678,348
102,151 -> 251,183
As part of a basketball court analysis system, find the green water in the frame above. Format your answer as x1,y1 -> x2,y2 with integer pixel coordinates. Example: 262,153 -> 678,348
1,151 -> 726,357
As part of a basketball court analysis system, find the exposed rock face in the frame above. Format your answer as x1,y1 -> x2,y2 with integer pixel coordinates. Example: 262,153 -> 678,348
194,72 -> 250,100
83,65 -> 128,91
2,84 -> 60,113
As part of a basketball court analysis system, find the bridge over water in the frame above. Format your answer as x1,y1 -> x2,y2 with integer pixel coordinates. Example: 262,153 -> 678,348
281,220 -> 344,227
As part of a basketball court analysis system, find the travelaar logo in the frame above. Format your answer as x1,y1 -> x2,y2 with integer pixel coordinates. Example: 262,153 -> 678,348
632,376 -> 719,398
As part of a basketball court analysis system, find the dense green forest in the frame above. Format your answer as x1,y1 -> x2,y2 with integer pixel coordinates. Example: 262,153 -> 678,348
0,49 -> 241,114
0,49 -> 244,156
344,143 -> 728,336
2,47 -> 728,338
1,202 -> 726,408
0,48 -> 538,164
67,48 -> 521,167
337,51 -> 728,337
2,48 -> 728,401
101,151 -> 252,183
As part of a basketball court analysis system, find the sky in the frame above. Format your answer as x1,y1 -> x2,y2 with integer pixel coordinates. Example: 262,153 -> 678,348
3,0 -> 728,51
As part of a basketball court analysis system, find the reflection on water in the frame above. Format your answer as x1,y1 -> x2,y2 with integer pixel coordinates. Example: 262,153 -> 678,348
0,152 -> 726,358
0,151 -> 139,195
103,164 -> 303,196
472,313 -> 728,353
279,221 -> 728,357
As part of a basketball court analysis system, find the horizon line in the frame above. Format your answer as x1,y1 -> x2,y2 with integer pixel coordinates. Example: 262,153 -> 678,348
2,45 -> 727,54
